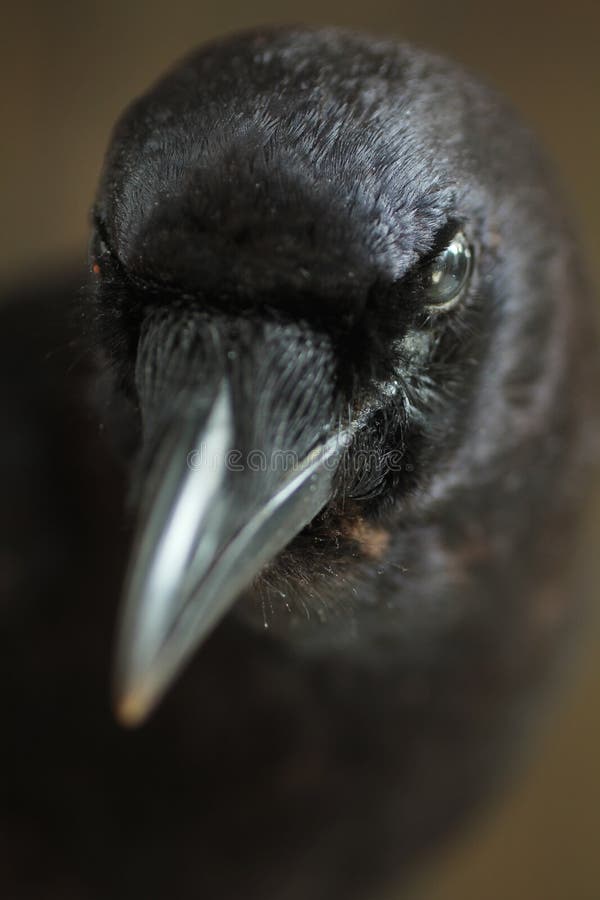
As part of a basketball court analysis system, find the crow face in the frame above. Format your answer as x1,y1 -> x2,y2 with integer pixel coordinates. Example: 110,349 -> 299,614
88,27 -> 591,723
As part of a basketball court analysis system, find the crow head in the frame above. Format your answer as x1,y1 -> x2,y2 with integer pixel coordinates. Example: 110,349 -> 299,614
88,27 -> 596,725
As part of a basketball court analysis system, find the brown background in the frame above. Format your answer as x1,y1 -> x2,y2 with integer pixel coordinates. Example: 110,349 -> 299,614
1,2 -> 599,897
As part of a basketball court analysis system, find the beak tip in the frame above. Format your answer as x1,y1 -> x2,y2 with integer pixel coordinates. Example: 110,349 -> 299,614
113,682 -> 155,729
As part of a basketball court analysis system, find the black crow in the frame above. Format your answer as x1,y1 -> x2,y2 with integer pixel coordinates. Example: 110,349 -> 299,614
1,25 -> 598,900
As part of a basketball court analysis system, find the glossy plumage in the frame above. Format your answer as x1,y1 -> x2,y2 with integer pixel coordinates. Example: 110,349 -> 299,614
1,26 -> 598,900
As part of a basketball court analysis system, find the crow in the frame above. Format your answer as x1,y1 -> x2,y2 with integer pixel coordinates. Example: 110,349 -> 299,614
1,25 -> 598,900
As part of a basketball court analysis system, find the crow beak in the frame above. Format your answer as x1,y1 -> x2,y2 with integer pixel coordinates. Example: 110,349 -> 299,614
113,316 -> 347,726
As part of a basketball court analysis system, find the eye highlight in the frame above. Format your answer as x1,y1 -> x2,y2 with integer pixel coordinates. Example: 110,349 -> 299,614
421,231 -> 473,311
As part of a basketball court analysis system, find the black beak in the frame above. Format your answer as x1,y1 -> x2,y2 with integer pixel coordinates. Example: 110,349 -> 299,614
113,309 -> 347,726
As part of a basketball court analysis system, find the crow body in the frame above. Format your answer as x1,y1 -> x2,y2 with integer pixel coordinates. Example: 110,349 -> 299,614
1,26 -> 598,900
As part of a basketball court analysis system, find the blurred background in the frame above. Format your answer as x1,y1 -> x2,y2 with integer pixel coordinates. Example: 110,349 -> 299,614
1,2 -> 598,897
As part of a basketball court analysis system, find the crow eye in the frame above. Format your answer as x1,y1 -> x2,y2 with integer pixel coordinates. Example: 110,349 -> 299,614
421,231 -> 473,311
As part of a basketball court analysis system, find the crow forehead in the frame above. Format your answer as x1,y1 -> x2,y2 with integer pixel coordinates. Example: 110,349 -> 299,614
98,32 -> 460,306
108,141 -> 452,308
